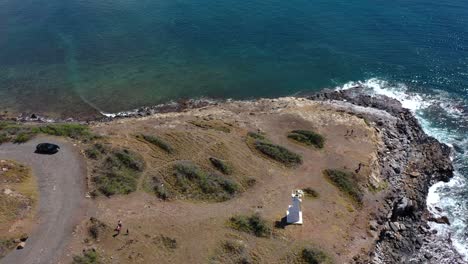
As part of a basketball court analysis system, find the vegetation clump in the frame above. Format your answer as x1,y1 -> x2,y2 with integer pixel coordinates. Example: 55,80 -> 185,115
254,141 -> 302,166
138,134 -> 174,154
229,213 -> 271,237
209,157 -> 233,175
85,143 -> 107,160
150,176 -> 172,200
247,131 -> 266,141
72,249 -> 100,264
168,161 -> 239,201
300,247 -> 333,264
0,122 -> 96,144
189,119 -> 231,133
288,130 -> 325,149
88,217 -> 107,240
212,240 -> 252,264
158,235 -> 177,250
324,169 -> 362,205
92,148 -> 145,197
0,239 -> 15,258
303,188 -> 319,199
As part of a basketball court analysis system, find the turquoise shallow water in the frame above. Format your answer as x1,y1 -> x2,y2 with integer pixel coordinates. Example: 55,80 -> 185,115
0,0 -> 466,115
0,0 -> 467,258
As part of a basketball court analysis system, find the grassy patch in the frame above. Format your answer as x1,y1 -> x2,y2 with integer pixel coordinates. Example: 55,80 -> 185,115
288,130 -> 325,149
209,157 -> 233,175
84,143 -> 107,160
31,124 -> 94,140
212,240 -> 252,264
0,239 -> 15,258
189,120 -> 231,133
0,122 -> 96,144
150,177 -> 172,200
300,247 -> 333,264
324,169 -> 362,205
91,149 -> 145,197
88,217 -> 107,240
0,133 -> 10,144
303,188 -> 319,199
13,132 -> 33,144
247,131 -> 266,141
138,134 -> 174,154
229,213 -> 271,237
254,141 -> 302,166
159,235 -> 177,250
167,161 -> 239,201
72,249 -> 100,264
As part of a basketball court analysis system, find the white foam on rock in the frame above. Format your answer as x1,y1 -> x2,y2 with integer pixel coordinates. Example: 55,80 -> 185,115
337,77 -> 468,261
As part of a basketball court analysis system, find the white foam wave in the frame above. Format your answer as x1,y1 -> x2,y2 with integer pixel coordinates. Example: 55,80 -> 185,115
337,77 -> 468,261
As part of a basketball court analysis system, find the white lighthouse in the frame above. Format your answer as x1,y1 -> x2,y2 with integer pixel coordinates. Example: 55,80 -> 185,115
286,190 -> 303,225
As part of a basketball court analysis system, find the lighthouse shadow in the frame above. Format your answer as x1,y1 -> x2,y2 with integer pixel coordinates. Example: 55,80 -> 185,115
274,216 -> 290,229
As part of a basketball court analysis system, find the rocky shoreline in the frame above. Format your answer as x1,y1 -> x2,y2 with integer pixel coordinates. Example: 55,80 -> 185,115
310,88 -> 464,263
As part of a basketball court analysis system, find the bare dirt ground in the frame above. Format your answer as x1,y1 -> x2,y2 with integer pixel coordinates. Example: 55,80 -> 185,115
66,98 -> 386,263
0,137 -> 87,264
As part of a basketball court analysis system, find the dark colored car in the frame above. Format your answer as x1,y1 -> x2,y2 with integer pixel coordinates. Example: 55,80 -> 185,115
35,143 -> 60,154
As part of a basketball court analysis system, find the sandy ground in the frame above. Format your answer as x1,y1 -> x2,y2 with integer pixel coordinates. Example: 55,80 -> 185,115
0,137 -> 87,264
65,98 -> 385,263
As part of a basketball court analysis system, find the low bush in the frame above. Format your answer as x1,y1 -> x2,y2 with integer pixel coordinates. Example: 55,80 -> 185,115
0,133 -> 10,144
139,134 -> 174,154
247,131 -> 266,141
85,143 -> 107,159
72,249 -> 100,264
159,235 -> 177,250
324,169 -> 362,205
229,213 -> 271,237
209,157 -> 233,175
92,149 -> 145,197
32,124 -> 93,140
171,161 -> 239,201
303,188 -> 319,199
288,130 -> 325,149
88,217 -> 107,240
254,141 -> 302,166
301,247 -> 332,264
13,133 -> 33,144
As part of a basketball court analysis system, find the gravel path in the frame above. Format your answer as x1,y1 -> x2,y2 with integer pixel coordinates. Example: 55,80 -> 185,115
0,136 -> 86,264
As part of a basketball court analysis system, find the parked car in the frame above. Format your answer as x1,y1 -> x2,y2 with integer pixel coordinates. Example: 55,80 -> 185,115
35,143 -> 60,154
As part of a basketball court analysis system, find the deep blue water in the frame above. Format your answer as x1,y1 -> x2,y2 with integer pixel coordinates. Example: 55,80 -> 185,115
0,0 -> 466,115
0,0 -> 467,258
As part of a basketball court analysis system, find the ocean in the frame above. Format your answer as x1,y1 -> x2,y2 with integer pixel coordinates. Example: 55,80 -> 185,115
0,0 -> 467,258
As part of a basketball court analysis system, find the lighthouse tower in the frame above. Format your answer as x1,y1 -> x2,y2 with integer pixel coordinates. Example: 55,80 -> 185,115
286,190 -> 303,225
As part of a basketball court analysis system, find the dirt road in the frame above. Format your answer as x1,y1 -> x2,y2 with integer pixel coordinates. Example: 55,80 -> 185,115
0,137 -> 86,264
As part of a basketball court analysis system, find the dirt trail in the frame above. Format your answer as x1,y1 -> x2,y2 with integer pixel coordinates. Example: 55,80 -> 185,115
0,136 -> 86,264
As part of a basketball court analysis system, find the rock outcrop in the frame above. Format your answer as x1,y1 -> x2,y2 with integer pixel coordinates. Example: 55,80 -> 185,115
310,88 -> 463,263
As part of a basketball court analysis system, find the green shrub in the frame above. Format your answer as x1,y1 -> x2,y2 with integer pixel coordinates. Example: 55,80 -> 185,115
159,235 -> 177,250
139,134 -> 174,154
105,149 -> 144,172
171,161 -> 239,201
209,157 -> 233,175
13,132 -> 33,143
229,213 -> 271,237
93,149 -> 144,196
32,124 -> 94,140
288,130 -> 325,149
301,247 -> 332,264
324,169 -> 362,205
88,217 -> 107,240
94,170 -> 138,196
303,188 -> 319,199
154,184 -> 170,200
0,133 -> 10,144
247,132 -> 266,141
254,141 -> 302,166
72,249 -> 100,264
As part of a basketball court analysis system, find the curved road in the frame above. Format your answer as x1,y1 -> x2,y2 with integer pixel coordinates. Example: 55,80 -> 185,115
0,137 -> 86,264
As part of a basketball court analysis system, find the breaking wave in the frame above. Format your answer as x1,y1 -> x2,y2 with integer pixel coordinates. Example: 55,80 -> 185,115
338,78 -> 468,260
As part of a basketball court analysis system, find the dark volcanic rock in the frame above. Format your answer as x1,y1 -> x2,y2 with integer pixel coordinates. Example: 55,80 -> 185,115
309,88 -> 462,263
